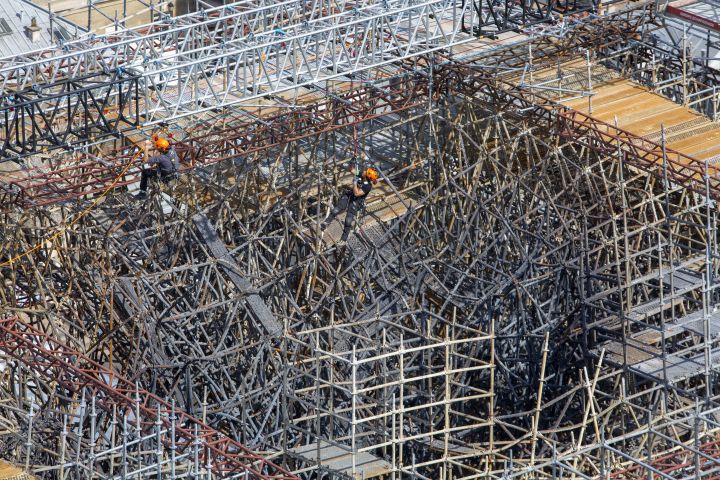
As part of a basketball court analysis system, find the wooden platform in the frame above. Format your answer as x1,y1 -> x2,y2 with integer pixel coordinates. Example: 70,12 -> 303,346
0,461 -> 32,480
290,440 -> 392,479
557,77 -> 720,162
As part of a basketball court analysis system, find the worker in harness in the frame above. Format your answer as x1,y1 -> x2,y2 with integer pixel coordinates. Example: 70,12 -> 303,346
321,164 -> 379,245
138,137 -> 179,197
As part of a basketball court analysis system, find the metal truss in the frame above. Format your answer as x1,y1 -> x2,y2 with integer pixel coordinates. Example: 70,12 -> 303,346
0,71 -> 140,158
0,0 -> 473,160
0,4 -> 650,207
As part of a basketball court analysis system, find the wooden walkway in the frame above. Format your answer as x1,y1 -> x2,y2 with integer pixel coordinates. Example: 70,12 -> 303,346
289,440 -> 391,479
558,77 -> 720,162
298,181 -> 419,249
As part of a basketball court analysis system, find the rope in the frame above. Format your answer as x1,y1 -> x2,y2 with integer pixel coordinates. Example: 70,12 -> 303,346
0,149 -> 142,268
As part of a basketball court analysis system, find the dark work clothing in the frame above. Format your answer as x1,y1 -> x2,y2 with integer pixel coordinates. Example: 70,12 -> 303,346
139,150 -> 179,193
323,177 -> 373,241
352,176 -> 373,200
139,169 -> 160,192
149,151 -> 179,176
324,192 -> 363,241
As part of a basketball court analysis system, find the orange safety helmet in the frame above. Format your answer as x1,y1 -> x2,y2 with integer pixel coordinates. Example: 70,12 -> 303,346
364,167 -> 379,183
155,137 -> 170,152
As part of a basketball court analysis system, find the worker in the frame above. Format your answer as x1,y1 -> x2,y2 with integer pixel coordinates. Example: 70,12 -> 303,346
321,165 -> 379,245
138,138 -> 179,197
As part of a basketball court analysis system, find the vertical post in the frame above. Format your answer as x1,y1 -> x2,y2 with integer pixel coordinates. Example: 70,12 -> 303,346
391,393 -> 397,480
427,54 -> 434,166
48,3 -> 53,40
74,392 -> 86,474
170,401 -> 177,479
682,25 -> 688,106
616,115 -> 632,377
24,398 -> 35,472
704,158 -> 713,403
121,416 -> 128,478
281,316 -> 289,470
528,42 -> 534,86
444,312 -> 453,468
399,334 -> 405,475
651,49 -> 657,87
156,403 -> 163,479
109,405 -> 116,476
489,301 -> 495,458
89,396 -> 97,474
193,423 -> 200,477
205,444 -> 213,480
529,332 -> 549,466
59,415 -> 67,480
658,230 -> 670,386
314,331 -> 322,473
694,400 -> 701,476
351,345 -> 358,478
660,125 -> 672,398
202,387 -> 207,424
587,49 -> 593,115
135,383 -> 142,433
600,432 -> 607,480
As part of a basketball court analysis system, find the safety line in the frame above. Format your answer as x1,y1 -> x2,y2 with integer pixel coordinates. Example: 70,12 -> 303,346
0,149 -> 142,267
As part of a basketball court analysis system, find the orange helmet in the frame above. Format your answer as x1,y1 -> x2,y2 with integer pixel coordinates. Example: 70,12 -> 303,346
364,167 -> 379,182
155,138 -> 170,152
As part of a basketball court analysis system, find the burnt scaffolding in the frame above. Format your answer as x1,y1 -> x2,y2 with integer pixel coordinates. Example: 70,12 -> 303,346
0,5 -> 720,479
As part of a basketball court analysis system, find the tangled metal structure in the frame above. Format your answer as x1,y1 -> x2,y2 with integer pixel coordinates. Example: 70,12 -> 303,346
0,0 -> 720,479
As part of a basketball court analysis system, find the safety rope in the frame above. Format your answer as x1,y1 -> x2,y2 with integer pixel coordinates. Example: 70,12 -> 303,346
0,148 -> 142,267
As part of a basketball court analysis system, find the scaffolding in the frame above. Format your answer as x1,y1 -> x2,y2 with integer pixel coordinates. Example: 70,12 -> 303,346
1,1 -> 720,479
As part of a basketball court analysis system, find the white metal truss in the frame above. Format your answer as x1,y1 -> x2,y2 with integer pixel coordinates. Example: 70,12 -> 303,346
0,0 -> 473,125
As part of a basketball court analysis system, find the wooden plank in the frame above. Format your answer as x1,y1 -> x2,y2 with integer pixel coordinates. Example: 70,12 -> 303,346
290,440 -> 392,479
193,214 -> 282,336
619,106 -> 702,136
0,461 -> 31,480
604,339 -> 659,365
300,182 -> 417,248
562,80 -> 646,108
634,308 -> 720,344
559,74 -> 720,168
589,96 -> 677,126
634,347 -> 720,382
669,128 -> 720,159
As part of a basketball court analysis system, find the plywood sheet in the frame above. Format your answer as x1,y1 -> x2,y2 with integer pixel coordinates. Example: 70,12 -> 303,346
669,128 -> 720,158
562,80 -> 646,108
290,440 -> 391,479
557,74 -> 720,166
622,108 -> 703,136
